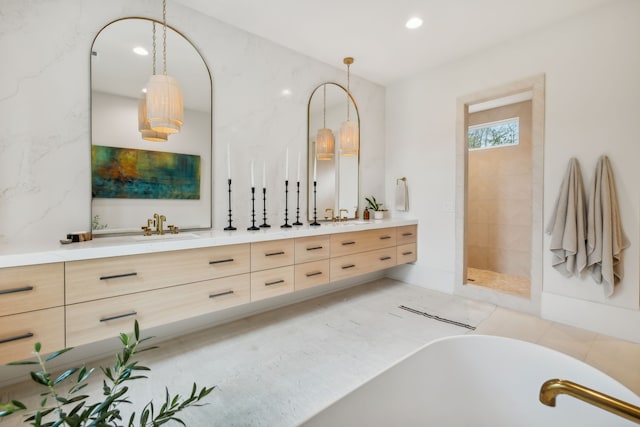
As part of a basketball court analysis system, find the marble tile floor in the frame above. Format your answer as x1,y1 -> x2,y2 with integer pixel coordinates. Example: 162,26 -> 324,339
1,278 -> 639,426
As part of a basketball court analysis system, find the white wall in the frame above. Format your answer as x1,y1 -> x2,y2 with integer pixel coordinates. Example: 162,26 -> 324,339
386,0 -> 640,342
0,0 -> 385,250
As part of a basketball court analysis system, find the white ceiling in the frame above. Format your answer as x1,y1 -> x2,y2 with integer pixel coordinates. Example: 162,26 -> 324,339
174,0 -> 615,85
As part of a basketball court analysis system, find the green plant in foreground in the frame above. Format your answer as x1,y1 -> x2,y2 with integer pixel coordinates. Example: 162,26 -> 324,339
365,196 -> 384,211
0,321 -> 214,426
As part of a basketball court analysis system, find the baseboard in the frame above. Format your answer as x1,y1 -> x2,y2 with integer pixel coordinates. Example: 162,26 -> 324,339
541,292 -> 640,343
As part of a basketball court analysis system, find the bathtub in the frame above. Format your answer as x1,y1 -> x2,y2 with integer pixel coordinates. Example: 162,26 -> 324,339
302,335 -> 640,426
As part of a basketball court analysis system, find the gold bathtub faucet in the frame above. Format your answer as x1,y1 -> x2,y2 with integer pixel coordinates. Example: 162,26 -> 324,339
539,378 -> 640,424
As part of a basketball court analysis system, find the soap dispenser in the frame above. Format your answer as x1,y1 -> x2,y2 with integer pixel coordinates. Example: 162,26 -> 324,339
363,207 -> 370,220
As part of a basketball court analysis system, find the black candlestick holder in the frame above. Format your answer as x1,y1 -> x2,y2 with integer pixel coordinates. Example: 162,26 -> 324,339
260,187 -> 271,228
248,187 -> 260,231
292,181 -> 303,225
224,178 -> 237,231
281,180 -> 292,228
310,180 -> 320,226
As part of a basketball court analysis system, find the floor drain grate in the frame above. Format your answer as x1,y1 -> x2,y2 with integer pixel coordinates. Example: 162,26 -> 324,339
399,305 -> 476,330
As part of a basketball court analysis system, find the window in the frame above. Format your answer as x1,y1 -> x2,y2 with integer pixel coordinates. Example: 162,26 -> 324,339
468,117 -> 519,150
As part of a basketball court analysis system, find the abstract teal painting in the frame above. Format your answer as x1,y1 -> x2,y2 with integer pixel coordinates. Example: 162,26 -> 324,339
92,145 -> 201,200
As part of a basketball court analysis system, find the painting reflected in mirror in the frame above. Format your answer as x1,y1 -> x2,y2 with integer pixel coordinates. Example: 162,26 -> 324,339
91,18 -> 212,234
307,83 -> 359,220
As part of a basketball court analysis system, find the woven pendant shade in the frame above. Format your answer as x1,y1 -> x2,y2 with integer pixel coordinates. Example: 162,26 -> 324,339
339,120 -> 358,157
339,57 -> 359,157
316,128 -> 335,161
138,94 -> 168,142
145,74 -> 183,134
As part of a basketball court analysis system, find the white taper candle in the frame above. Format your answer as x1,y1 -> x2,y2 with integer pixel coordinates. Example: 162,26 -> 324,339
227,143 -> 231,179
262,160 -> 266,188
250,160 -> 254,187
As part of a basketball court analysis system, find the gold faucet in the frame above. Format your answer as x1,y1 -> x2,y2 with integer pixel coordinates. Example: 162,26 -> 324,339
540,379 -> 640,424
339,209 -> 349,222
325,208 -> 335,222
153,213 -> 167,235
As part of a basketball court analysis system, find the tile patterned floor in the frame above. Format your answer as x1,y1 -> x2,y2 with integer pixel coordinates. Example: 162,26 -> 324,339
467,267 -> 531,298
0,278 -> 638,426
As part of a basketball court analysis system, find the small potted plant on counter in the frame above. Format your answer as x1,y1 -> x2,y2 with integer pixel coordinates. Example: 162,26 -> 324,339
365,196 -> 386,219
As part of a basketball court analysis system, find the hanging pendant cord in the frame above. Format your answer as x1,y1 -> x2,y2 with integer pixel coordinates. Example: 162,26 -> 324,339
162,0 -> 167,76
346,63 -> 351,121
323,85 -> 327,128
152,22 -> 157,75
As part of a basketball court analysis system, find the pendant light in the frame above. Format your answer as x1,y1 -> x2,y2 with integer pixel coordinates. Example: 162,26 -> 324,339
138,22 -> 169,142
316,84 -> 335,161
145,0 -> 184,134
339,57 -> 359,157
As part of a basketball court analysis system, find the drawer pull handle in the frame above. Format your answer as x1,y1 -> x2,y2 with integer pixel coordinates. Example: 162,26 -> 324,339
99,272 -> 137,281
265,251 -> 285,257
0,332 -> 34,345
0,286 -> 34,296
402,251 -> 414,256
341,241 -> 356,246
265,279 -> 285,287
402,232 -> 414,237
100,311 -> 137,322
305,271 -> 323,277
209,258 -> 234,265
380,236 -> 392,240
306,246 -> 324,251
380,256 -> 392,261
210,290 -> 234,299
342,264 -> 356,270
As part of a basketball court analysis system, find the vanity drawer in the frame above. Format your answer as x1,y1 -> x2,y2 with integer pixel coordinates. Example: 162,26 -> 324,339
66,244 -> 250,304
397,243 -> 417,264
330,247 -> 397,282
0,307 -> 65,364
295,236 -> 330,263
396,225 -> 418,245
250,266 -> 294,302
251,239 -> 294,271
330,228 -> 397,257
66,273 -> 251,347
295,260 -> 330,291
0,263 -> 64,316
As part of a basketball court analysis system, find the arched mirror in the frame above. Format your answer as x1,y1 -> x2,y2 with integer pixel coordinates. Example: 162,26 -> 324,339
90,18 -> 212,234
307,83 -> 360,220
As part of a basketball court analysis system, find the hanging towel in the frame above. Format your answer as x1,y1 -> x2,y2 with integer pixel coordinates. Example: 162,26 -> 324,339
586,155 -> 629,297
395,178 -> 409,211
545,158 -> 587,277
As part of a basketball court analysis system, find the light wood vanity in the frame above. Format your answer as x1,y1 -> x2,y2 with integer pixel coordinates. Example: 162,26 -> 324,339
0,221 -> 417,363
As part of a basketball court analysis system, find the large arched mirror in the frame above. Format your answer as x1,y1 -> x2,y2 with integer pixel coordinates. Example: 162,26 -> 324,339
91,18 -> 212,235
307,83 -> 360,220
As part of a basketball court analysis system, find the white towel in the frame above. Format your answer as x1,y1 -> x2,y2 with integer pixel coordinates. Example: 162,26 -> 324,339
545,158 -> 587,277
395,178 -> 409,211
586,156 -> 629,297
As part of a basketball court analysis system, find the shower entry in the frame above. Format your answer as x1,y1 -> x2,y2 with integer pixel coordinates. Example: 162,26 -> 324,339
465,100 -> 532,298
454,75 -> 545,315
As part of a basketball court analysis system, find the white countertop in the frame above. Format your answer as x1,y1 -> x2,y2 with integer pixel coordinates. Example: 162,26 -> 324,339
0,216 -> 418,268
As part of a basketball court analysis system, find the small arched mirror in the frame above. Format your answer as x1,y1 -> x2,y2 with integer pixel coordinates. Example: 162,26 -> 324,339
307,83 -> 360,220
90,18 -> 212,234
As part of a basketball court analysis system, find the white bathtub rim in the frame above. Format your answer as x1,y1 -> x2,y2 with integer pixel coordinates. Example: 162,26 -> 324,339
300,334 -> 640,425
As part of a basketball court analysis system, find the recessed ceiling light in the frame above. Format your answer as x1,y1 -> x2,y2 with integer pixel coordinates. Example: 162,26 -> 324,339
281,88 -> 292,97
133,46 -> 149,56
405,17 -> 423,29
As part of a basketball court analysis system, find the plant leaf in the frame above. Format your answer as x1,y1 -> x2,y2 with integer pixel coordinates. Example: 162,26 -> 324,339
45,347 -> 74,361
54,368 -> 78,385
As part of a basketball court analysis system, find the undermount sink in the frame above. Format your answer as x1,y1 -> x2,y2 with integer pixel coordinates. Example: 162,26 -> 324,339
131,232 -> 200,241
